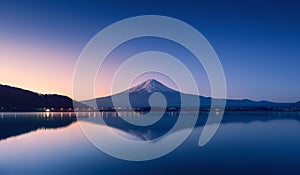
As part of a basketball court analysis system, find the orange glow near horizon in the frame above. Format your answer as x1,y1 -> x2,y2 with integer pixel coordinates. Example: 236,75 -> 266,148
0,39 -> 76,98
0,40 -> 198,101
0,38 -> 204,101
0,39 -> 138,101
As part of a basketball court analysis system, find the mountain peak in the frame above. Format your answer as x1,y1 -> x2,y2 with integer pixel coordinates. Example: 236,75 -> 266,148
128,79 -> 177,93
142,79 -> 161,87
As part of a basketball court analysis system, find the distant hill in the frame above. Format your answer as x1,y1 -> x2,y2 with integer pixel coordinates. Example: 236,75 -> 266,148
0,84 -> 85,111
82,79 -> 299,111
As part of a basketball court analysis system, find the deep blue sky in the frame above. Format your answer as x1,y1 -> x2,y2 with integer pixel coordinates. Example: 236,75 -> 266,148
0,0 -> 299,102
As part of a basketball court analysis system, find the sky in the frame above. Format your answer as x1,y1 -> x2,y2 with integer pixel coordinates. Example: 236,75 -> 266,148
0,0 -> 299,102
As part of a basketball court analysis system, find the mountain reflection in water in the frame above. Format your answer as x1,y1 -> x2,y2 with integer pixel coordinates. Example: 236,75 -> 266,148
1,111 -> 299,142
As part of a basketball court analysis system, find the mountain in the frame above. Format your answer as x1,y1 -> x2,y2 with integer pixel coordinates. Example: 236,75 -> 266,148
0,84 -> 85,111
82,79 -> 182,109
0,80 -> 297,112
128,79 -> 177,93
125,79 -> 183,108
82,79 -> 298,111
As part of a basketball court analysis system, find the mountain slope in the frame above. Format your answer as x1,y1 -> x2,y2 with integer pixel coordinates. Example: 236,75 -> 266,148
82,79 -> 184,108
82,79 -> 298,111
292,101 -> 300,108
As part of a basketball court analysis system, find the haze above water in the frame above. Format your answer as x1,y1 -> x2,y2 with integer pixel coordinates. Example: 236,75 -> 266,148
0,112 -> 299,175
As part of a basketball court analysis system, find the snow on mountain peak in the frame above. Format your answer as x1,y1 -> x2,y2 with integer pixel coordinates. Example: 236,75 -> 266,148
128,79 -> 177,93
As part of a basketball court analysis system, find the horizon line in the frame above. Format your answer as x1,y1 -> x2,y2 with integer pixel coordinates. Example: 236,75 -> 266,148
1,81 -> 299,104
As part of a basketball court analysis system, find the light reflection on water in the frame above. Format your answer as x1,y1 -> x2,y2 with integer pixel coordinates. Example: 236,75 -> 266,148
0,112 -> 299,175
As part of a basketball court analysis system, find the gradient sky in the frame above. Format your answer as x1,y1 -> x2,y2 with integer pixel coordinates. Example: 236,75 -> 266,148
0,0 -> 299,102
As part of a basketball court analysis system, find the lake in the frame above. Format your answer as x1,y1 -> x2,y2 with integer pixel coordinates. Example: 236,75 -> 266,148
0,111 -> 299,175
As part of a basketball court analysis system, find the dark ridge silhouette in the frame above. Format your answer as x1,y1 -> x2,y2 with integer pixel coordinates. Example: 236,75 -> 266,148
0,80 -> 298,112
0,84 -> 86,111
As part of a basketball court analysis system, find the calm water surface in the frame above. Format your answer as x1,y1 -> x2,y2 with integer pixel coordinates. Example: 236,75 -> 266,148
0,112 -> 299,175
